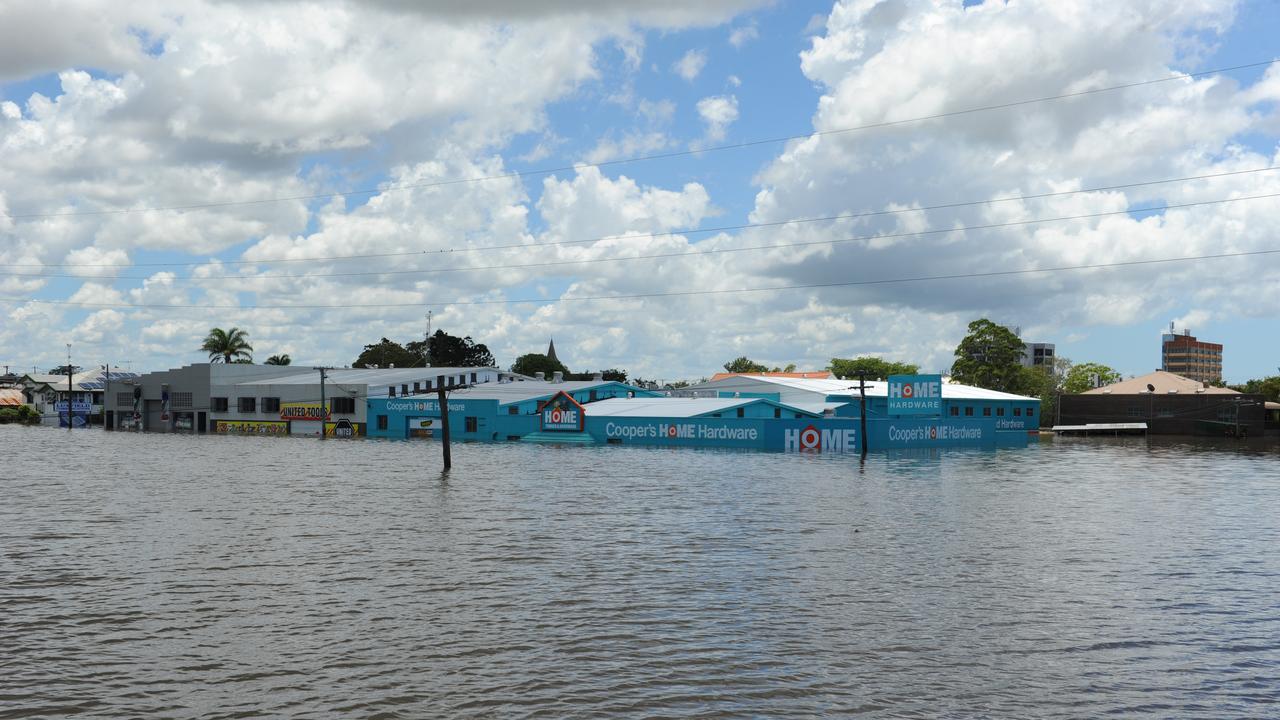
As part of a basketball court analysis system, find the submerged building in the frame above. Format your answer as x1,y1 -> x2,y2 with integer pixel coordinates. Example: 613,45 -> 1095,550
108,363 -> 511,435
1059,370 -> 1264,436
366,373 -> 1040,452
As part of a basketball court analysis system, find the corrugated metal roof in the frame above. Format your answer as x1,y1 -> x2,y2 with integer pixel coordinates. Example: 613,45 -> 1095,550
686,375 -> 1036,401
0,388 -> 24,406
236,366 -> 500,386
584,396 -> 825,418
446,380 -> 643,405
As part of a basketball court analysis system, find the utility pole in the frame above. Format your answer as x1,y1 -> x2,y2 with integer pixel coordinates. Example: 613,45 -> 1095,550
856,371 -> 869,456
104,362 -> 110,431
318,367 -> 329,440
66,344 -> 73,431
436,374 -> 451,469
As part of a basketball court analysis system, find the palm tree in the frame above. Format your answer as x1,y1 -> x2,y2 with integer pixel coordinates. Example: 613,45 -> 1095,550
265,354 -> 291,366
201,327 -> 253,363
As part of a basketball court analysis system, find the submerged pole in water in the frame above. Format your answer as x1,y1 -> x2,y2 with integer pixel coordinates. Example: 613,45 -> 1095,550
857,371 -> 868,456
437,374 -> 451,470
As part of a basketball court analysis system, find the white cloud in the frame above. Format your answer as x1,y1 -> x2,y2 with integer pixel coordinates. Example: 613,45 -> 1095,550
696,94 -> 739,142
673,49 -> 708,82
729,23 -> 759,48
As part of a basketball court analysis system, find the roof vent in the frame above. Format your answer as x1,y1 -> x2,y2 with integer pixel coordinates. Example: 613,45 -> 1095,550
592,372 -> 603,381
535,371 -> 545,381
552,371 -> 563,383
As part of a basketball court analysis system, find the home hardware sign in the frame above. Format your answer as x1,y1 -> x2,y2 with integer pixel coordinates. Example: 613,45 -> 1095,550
541,391 -> 585,432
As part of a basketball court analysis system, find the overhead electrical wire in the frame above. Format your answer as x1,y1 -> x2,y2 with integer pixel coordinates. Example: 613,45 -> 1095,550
2,58 -> 1275,222
6,164 -> 1279,273
2,247 -> 1274,311
2,190 -> 1277,282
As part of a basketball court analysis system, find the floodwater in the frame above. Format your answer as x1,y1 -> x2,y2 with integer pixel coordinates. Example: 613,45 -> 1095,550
2,427 -> 1278,719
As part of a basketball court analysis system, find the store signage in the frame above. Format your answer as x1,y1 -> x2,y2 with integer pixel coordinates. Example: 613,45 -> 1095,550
541,391 -> 584,432
54,401 -> 93,413
324,420 -> 364,438
887,374 -> 942,415
214,420 -> 289,435
280,402 -> 330,421
885,423 -> 983,443
604,422 -> 760,442
782,424 -> 857,453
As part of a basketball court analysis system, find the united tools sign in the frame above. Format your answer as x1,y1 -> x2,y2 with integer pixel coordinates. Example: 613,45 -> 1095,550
887,374 -> 943,416
540,391 -> 584,432
280,402 -> 330,421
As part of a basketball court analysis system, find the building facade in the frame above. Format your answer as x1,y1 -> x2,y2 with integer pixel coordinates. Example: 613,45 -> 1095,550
1021,342 -> 1056,369
1060,370 -> 1263,436
1161,325 -> 1222,384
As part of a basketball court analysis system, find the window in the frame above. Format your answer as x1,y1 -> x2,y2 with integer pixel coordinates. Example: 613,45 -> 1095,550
413,382 -> 421,393
262,397 -> 281,413
331,397 -> 356,414
117,392 -> 133,407
964,407 -> 974,417
950,406 -> 959,416
172,392 -> 193,409
983,407 -> 991,416
1014,407 -> 1022,416
997,407 -> 1005,417
589,390 -> 598,402
1127,406 -> 1144,418
471,373 -> 477,384
774,408 -> 781,419
401,384 -> 409,396
737,407 -> 745,418
211,397 -> 228,412
508,406 -> 519,415
425,379 -> 433,390
238,397 -> 256,413
377,415 -> 388,430
1026,407 -> 1034,418
465,416 -> 478,433
388,386 -> 396,398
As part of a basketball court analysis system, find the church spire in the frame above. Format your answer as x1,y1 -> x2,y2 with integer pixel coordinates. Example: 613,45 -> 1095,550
546,337 -> 558,363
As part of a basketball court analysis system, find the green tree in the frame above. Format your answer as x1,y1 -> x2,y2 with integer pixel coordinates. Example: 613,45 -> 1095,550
353,338 -> 420,368
201,327 -> 253,364
264,354 -> 291,366
511,353 -> 569,378
1010,365 -> 1058,427
1061,362 -> 1121,394
600,368 -> 627,382
830,356 -> 921,380
950,319 -> 1026,391
723,356 -> 771,373
422,329 -> 496,367
1232,375 -> 1280,402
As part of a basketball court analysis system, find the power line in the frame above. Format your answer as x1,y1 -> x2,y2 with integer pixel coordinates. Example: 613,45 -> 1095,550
2,247 -> 1274,311
7,164 -> 1279,272
4,189 -> 1278,282
3,58 -> 1275,222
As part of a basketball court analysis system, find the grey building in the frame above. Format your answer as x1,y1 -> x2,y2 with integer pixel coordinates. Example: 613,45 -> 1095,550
110,364 -> 512,436
1021,342 -> 1056,369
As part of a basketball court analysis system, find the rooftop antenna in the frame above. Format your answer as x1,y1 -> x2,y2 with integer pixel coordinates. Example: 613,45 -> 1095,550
425,310 -> 432,342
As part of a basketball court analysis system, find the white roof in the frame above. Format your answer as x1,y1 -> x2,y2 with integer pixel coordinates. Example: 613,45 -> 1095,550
584,397 -> 784,418
236,366 -> 499,387
445,380 -> 641,405
685,375 -> 1036,402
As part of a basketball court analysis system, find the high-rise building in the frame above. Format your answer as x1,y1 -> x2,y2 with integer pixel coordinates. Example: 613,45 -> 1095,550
1161,323 -> 1222,384
1021,342 -> 1056,369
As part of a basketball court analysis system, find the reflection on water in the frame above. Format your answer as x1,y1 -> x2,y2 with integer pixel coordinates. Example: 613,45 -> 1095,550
2,426 -> 1278,718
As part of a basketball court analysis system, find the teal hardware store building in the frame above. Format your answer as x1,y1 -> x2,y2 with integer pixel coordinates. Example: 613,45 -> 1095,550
365,375 -> 1039,453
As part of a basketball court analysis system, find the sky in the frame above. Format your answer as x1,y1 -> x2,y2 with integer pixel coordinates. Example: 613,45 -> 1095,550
1,0 -> 1278,383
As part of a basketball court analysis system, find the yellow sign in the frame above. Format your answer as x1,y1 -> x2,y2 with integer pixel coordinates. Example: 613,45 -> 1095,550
281,402 -> 329,421
214,420 -> 289,435
324,421 -> 365,438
